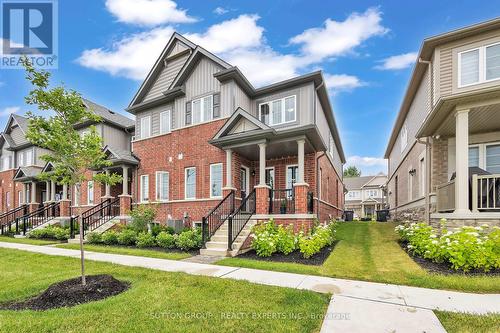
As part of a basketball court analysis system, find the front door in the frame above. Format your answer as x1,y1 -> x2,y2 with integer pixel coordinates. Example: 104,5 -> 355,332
286,165 -> 298,198
240,167 -> 249,211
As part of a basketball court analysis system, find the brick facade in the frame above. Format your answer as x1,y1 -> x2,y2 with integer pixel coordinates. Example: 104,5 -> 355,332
431,138 -> 448,191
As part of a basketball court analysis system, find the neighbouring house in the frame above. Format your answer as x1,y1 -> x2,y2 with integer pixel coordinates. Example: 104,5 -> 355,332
0,99 -> 135,228
344,174 -> 387,219
385,18 -> 500,228
126,33 -> 345,255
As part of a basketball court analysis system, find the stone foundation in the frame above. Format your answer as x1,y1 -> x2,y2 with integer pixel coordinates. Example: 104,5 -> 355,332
430,217 -> 500,230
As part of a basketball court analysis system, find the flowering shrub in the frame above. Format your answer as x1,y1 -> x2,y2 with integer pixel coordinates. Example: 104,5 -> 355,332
396,222 -> 500,272
175,228 -> 202,250
251,219 -> 336,258
156,231 -> 177,249
28,226 -> 70,240
136,232 -> 156,248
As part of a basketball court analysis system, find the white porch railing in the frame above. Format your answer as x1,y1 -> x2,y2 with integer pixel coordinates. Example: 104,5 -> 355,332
472,174 -> 500,211
436,180 -> 455,212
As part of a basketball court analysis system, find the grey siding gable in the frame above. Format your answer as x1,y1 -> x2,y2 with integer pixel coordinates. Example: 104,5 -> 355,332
389,67 -> 431,176
10,126 -> 27,146
102,124 -> 131,151
136,103 -> 174,139
143,52 -> 190,102
228,118 -> 259,134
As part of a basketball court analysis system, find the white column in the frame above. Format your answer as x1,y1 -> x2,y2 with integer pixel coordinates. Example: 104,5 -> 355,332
122,166 -> 129,195
297,139 -> 305,183
455,109 -> 470,214
258,143 -> 266,186
51,180 -> 56,201
31,182 -> 37,203
62,184 -> 68,200
22,183 -> 26,204
45,181 -> 50,202
105,170 -> 111,197
225,149 -> 233,188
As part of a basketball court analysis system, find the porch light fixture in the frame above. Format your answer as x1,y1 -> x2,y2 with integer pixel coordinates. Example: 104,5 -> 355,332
251,168 -> 256,177
409,168 -> 416,176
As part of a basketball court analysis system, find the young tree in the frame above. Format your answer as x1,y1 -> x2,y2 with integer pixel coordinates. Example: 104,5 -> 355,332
343,165 -> 362,178
23,60 -> 121,285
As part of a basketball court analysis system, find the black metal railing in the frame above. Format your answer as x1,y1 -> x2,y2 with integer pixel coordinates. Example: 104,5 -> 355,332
82,197 -> 120,237
269,188 -> 295,214
69,215 -> 78,239
19,202 -> 60,235
228,189 -> 256,250
0,205 -> 28,235
201,190 -> 235,246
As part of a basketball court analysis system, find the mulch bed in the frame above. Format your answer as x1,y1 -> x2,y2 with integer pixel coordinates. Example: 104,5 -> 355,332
237,241 -> 338,266
399,241 -> 500,276
0,274 -> 130,311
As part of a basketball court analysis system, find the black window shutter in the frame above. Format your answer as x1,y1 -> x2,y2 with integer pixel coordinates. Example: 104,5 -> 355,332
213,93 -> 221,118
185,101 -> 192,125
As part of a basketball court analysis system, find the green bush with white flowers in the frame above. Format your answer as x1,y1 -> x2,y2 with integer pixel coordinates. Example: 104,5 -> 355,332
395,221 -> 500,272
251,219 -> 336,258
28,225 -> 70,240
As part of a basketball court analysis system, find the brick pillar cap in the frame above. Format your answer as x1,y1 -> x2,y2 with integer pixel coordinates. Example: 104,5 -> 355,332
254,184 -> 271,189
118,194 -> 132,198
222,187 -> 237,191
293,182 -> 310,187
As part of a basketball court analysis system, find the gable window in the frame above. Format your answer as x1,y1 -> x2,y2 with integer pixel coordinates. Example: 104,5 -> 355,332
347,191 -> 360,199
25,149 -> 33,166
156,171 -> 169,201
365,189 -> 378,198
159,110 -> 171,134
400,123 -> 408,153
210,163 -> 223,198
459,43 -> 500,87
140,116 -> 151,139
185,167 -> 196,199
192,95 -> 213,125
140,175 -> 149,202
87,181 -> 94,205
2,156 -> 10,171
259,95 -> 296,126
17,152 -> 24,167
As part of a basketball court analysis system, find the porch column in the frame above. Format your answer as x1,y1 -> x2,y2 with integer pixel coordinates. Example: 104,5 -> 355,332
45,181 -> 51,202
29,181 -> 38,213
62,184 -> 68,200
297,139 -> 305,183
255,143 -> 270,214
22,183 -> 27,204
454,109 -> 470,214
50,180 -> 56,201
222,149 -> 236,197
104,170 -> 111,198
294,138 -> 310,214
119,166 -> 132,217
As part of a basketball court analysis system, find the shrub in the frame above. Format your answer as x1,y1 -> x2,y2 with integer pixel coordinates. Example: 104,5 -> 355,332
117,229 -> 137,246
130,205 -> 157,233
101,231 -> 119,245
275,225 -> 297,255
28,226 -> 69,240
86,232 -> 102,244
164,226 -> 176,235
298,223 -> 336,258
54,227 -> 70,240
156,231 -> 177,249
175,229 -> 202,251
136,232 -> 156,248
251,220 -> 279,257
396,222 -> 500,272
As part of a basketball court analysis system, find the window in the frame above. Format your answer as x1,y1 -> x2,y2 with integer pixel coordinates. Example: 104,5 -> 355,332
191,95 -> 213,125
185,167 -> 196,199
459,43 -> 500,87
459,49 -> 480,86
346,191 -> 360,200
400,124 -> 408,152
140,175 -> 149,202
156,172 -> 169,201
159,110 -> 171,134
210,164 -> 223,198
140,116 -> 151,139
259,95 -> 296,126
486,144 -> 500,174
2,156 -> 10,171
25,150 -> 33,166
365,189 -> 378,198
87,181 -> 94,205
17,152 -> 24,167
18,191 -> 22,206
286,165 -> 298,190
469,146 -> 480,167
265,167 -> 275,188
6,191 -> 10,208
328,133 -> 335,157
74,186 -> 79,206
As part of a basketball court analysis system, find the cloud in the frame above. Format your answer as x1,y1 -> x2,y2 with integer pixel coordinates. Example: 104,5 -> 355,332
213,7 -> 228,15
78,8 -> 388,88
346,155 -> 387,175
375,52 -> 417,70
0,106 -> 20,117
105,0 -> 196,26
324,74 -> 365,91
289,7 -> 388,61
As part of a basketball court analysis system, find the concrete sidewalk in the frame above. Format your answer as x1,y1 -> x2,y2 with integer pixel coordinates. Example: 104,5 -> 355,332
1,241 -> 498,332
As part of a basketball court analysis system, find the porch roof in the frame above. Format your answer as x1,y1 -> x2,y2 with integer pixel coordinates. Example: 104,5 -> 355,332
417,87 -> 500,138
13,166 -> 43,182
103,146 -> 139,166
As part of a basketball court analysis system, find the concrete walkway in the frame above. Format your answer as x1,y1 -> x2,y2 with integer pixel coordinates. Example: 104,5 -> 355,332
1,241 -> 499,332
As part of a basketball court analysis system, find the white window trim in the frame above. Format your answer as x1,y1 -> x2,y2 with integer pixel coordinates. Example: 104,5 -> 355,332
209,163 -> 223,198
159,110 -> 171,135
185,167 -> 196,200
155,171 -> 169,202
265,166 -> 275,188
400,123 -> 408,153
258,95 -> 297,126
286,164 -> 299,189
469,141 -> 500,173
140,116 -> 151,139
87,181 -> 94,205
191,94 -> 214,125
240,165 -> 250,195
140,175 -> 149,203
458,42 -> 500,88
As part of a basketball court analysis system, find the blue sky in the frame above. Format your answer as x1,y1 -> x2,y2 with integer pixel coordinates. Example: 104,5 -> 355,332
1,0 -> 500,175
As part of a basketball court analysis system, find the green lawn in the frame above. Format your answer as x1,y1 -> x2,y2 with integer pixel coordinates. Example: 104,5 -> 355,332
217,222 -> 500,293
0,248 -> 329,332
0,235 -> 62,246
435,311 -> 500,333
56,243 -> 193,260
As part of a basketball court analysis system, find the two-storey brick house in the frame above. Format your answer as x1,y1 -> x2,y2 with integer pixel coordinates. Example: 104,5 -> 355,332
126,33 -> 345,253
385,18 -> 500,228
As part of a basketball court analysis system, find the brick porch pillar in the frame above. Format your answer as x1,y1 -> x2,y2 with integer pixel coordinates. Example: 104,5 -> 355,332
255,185 -> 270,214
119,195 -> 132,216
294,183 -> 309,214
59,200 -> 71,217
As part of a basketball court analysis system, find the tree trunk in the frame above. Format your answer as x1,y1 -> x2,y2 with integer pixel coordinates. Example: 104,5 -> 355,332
76,183 -> 86,285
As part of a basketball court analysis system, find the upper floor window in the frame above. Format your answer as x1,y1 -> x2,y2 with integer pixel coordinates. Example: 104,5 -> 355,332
459,43 -> 500,87
2,156 -> 10,171
346,191 -> 360,199
400,123 -> 408,153
159,110 -> 171,134
140,116 -> 151,139
259,95 -> 296,126
328,133 -> 335,157
365,189 -> 378,198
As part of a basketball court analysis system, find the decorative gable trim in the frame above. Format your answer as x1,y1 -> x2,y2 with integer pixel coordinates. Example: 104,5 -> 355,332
212,107 -> 272,140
